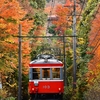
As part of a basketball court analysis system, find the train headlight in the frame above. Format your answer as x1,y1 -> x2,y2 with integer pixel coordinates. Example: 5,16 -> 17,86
32,88 -> 34,91
58,88 -> 61,91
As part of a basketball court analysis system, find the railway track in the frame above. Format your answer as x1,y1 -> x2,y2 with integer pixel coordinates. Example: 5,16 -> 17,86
31,99 -> 61,100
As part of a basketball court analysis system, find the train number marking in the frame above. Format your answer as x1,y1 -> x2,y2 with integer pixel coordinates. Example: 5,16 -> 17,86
43,85 -> 50,89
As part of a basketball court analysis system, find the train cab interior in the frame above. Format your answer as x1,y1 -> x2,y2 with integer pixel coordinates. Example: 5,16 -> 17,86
30,68 -> 63,80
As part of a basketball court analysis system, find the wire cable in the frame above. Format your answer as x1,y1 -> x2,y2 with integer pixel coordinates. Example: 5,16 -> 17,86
76,0 -> 85,21
91,40 -> 100,54
89,29 -> 100,46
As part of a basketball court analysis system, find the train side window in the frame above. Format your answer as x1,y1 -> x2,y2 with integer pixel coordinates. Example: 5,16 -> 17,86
52,68 -> 60,79
32,68 -> 40,80
42,68 -> 50,80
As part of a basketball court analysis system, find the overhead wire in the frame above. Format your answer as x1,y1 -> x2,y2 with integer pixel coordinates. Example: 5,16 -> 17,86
86,5 -> 100,68
76,0 -> 86,22
88,6 -> 100,46
89,29 -> 100,46
91,39 -> 100,54
78,2 -> 100,55
87,7 -> 100,54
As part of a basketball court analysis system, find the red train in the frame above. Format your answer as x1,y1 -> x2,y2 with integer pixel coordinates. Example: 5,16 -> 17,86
28,54 -> 64,100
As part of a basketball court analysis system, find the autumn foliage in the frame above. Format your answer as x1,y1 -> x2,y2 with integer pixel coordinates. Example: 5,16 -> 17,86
0,0 -> 33,74
88,5 -> 100,84
53,4 -> 71,33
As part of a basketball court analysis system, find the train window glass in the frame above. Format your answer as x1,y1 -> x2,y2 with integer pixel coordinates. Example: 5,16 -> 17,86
52,68 -> 60,79
60,68 -> 63,79
42,68 -> 50,80
32,68 -> 40,80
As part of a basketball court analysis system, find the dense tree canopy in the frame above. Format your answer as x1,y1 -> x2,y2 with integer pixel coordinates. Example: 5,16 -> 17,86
0,0 -> 33,99
0,0 -> 100,100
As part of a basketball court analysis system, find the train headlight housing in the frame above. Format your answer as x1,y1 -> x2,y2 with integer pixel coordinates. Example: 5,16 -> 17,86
34,80 -> 39,86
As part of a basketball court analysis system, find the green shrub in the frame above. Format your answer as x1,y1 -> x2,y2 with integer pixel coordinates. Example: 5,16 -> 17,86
5,97 -> 16,100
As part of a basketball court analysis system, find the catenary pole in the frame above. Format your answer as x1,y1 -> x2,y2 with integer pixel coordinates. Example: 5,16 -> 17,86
73,0 -> 77,89
18,24 -> 22,100
63,34 -> 67,86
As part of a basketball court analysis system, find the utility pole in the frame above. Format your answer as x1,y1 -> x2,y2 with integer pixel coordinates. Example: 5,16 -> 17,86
63,34 -> 67,86
18,24 -> 22,100
64,0 -> 77,88
0,72 -> 2,89
73,0 -> 77,89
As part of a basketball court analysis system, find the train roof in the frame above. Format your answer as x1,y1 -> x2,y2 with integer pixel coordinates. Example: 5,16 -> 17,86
29,54 -> 63,68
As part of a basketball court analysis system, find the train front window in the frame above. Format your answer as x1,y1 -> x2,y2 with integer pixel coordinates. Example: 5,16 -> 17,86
42,68 -> 50,79
52,68 -> 60,79
32,68 -> 40,79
